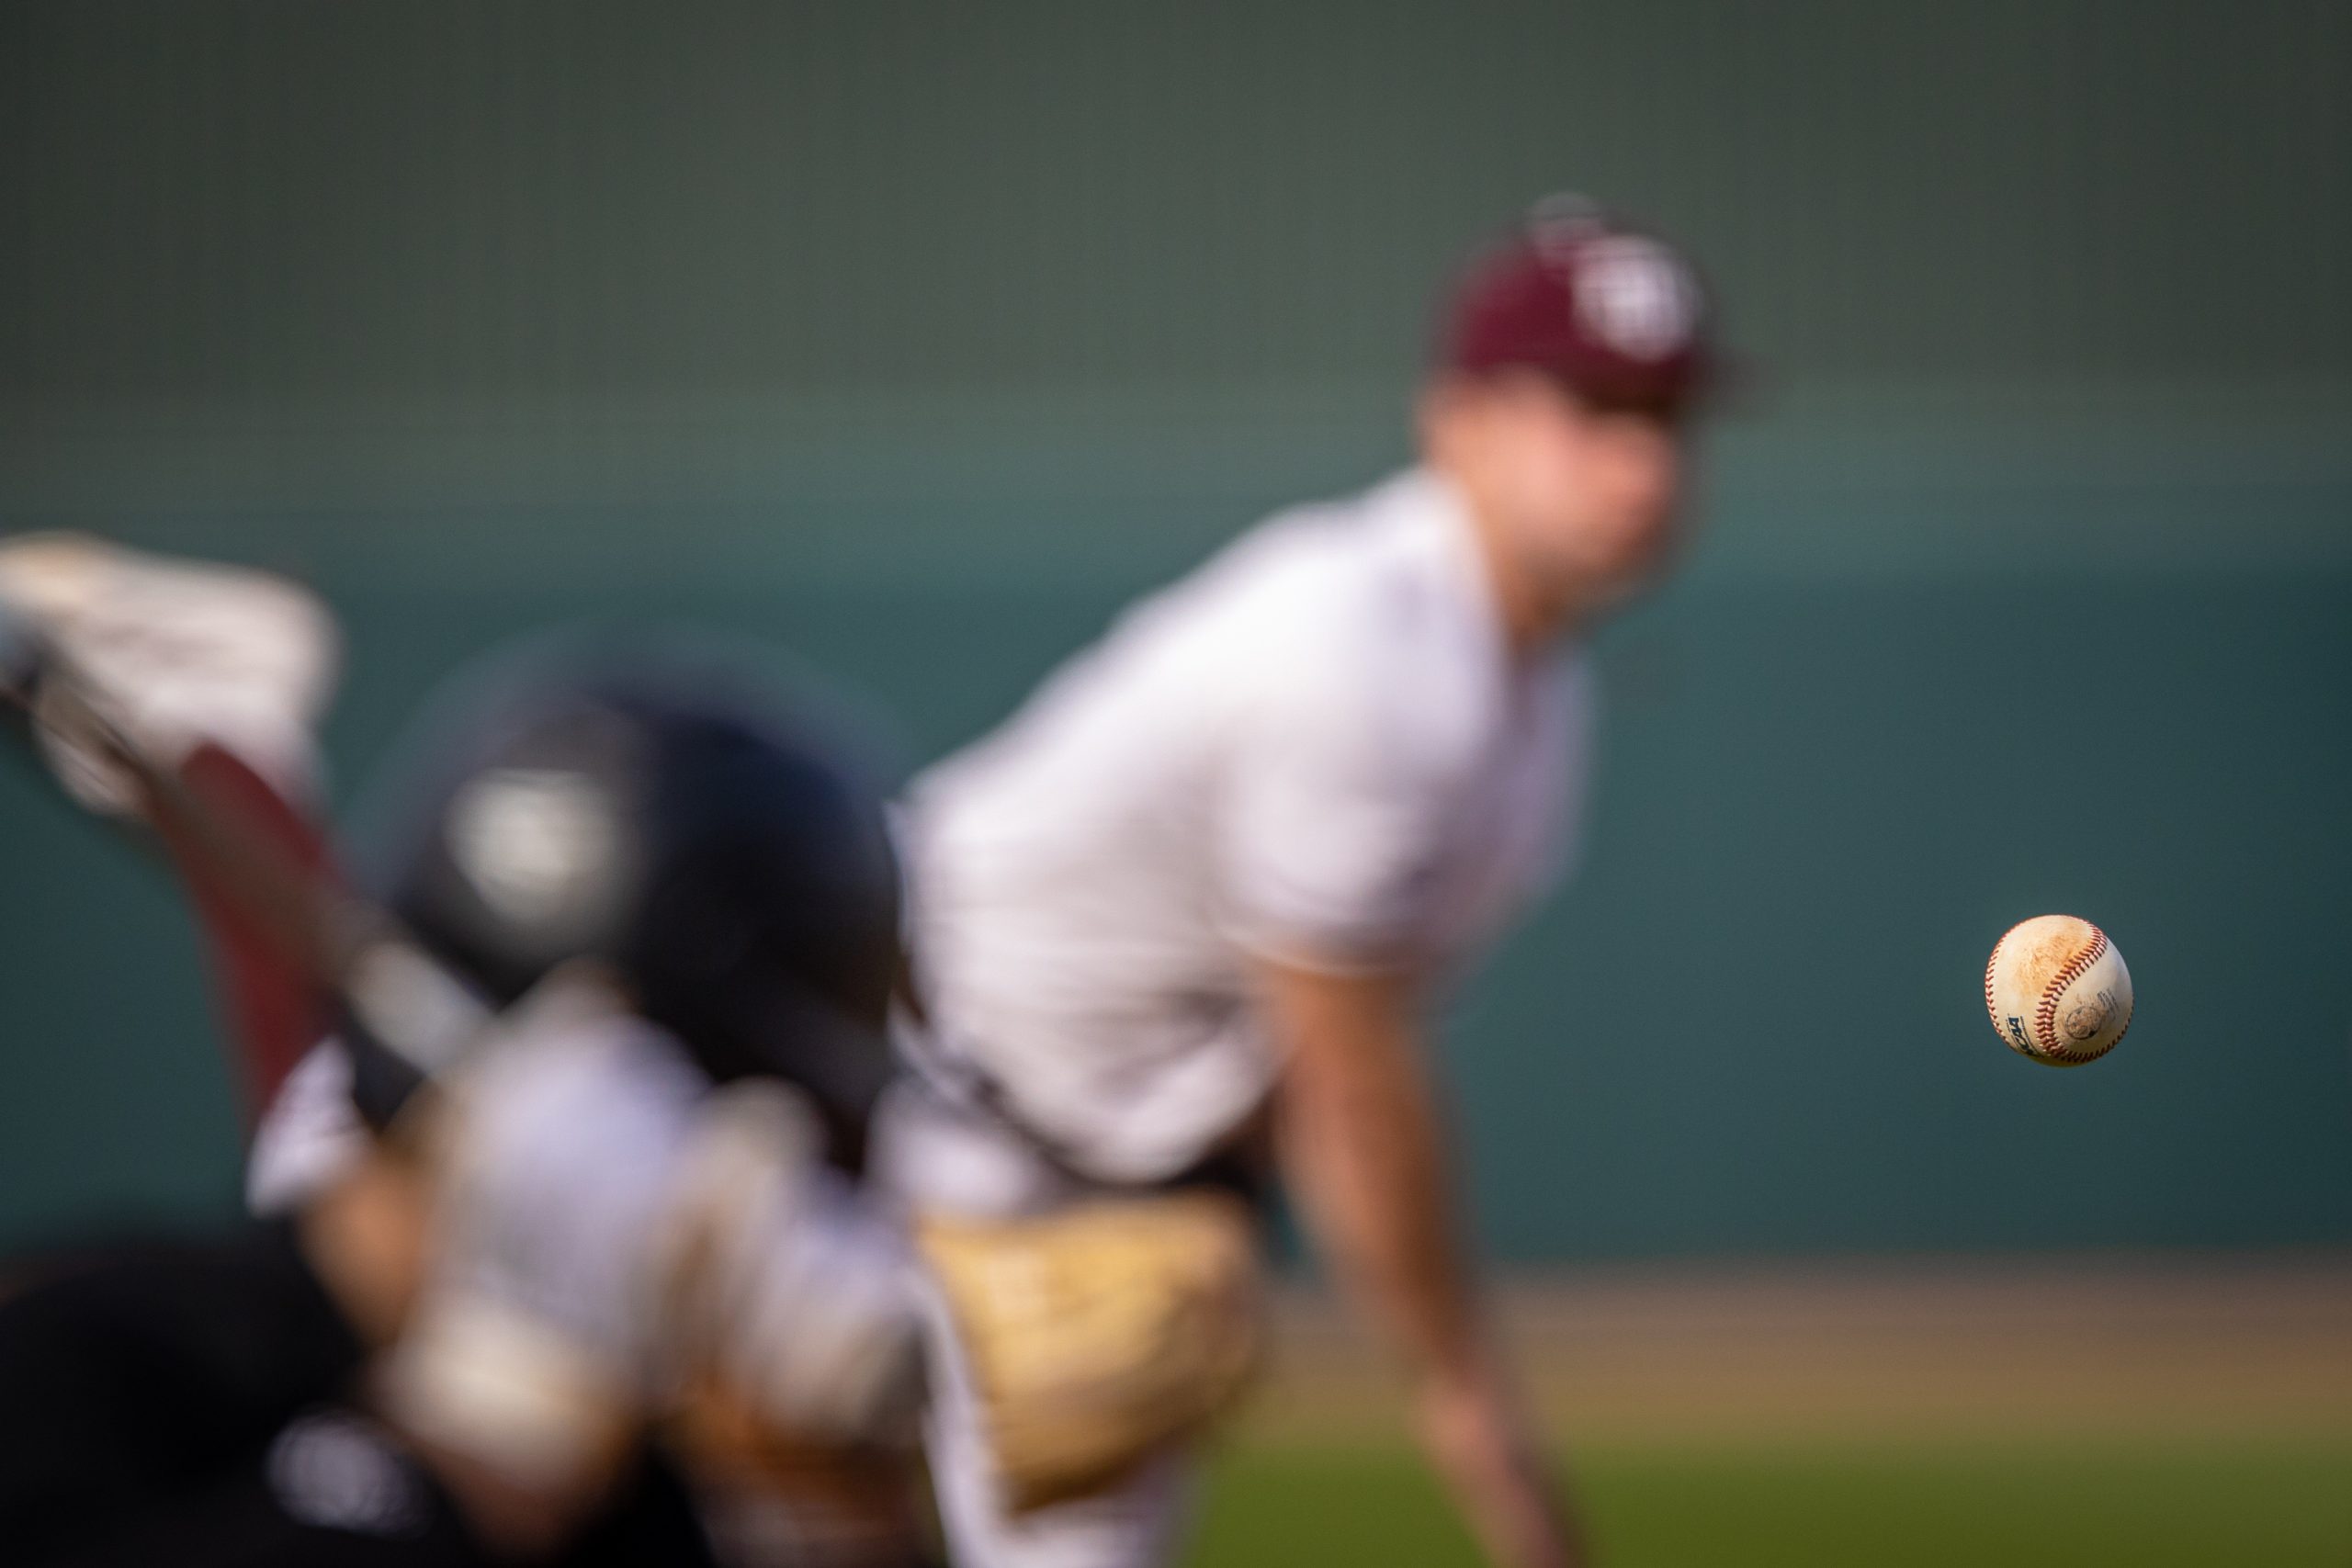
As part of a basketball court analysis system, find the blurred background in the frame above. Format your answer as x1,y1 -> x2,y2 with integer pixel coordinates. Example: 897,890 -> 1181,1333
2,4 -> 2346,1564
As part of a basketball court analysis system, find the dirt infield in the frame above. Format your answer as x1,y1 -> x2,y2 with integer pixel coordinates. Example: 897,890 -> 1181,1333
1239,1252 -> 2352,1448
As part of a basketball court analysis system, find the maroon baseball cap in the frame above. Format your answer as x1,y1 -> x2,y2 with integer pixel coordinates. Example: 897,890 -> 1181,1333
1440,194 -> 1718,419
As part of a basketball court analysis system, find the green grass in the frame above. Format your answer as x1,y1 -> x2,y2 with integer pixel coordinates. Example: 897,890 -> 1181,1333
1186,1438 -> 2352,1567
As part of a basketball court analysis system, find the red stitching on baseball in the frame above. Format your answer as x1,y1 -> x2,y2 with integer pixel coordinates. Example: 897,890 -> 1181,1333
2031,926 -> 2109,1059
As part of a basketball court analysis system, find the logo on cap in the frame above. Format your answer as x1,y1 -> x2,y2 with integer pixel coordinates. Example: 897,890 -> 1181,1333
1573,236 -> 1697,363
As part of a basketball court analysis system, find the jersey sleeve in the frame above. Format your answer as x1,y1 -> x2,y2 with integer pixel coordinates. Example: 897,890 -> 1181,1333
378,1001 -> 922,1495
377,1010 -> 703,1493
1215,622 -> 1450,973
666,1081 -> 924,1446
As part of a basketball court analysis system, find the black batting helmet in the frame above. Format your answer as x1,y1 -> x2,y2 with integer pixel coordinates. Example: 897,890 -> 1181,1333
348,639 -> 904,1168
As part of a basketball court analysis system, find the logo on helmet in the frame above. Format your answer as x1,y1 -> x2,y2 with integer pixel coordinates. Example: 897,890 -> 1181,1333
447,767 -> 623,935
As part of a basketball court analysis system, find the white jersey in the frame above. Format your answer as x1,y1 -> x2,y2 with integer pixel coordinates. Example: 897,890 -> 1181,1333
902,468 -> 1597,1184
256,987 -> 923,1491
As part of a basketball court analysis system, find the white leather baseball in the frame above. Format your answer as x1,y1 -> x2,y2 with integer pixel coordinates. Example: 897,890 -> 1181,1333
1984,915 -> 2133,1066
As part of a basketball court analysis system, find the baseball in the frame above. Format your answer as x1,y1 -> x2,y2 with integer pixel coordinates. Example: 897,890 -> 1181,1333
1983,915 -> 2133,1066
